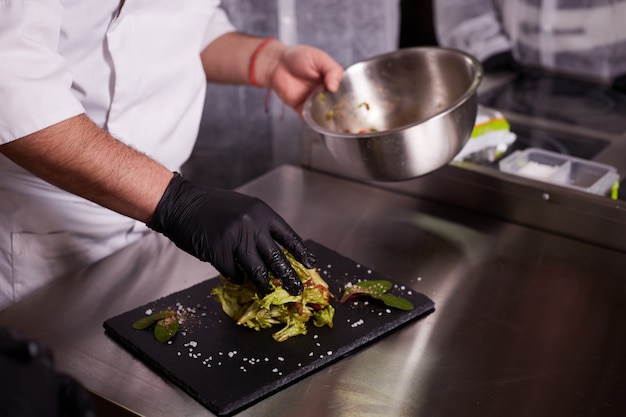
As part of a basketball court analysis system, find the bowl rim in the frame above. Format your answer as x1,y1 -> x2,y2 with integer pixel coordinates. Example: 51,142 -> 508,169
302,46 -> 484,138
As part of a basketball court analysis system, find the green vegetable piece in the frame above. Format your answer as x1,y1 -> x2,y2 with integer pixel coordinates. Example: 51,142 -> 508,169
258,287 -> 299,310
154,315 -> 179,343
340,280 -> 414,311
377,294 -> 414,311
132,310 -> 176,330
273,318 -> 307,342
340,280 -> 392,303
313,304 -> 335,328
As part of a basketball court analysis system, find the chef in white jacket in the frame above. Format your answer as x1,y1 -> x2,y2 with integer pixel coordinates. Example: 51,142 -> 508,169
433,0 -> 626,88
0,0 -> 344,309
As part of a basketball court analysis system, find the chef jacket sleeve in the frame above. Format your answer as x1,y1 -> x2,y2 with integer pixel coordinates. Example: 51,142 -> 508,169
200,1 -> 237,51
0,0 -> 85,144
433,0 -> 511,63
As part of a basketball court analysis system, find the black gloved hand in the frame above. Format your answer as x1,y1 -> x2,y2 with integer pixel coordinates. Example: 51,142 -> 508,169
148,173 -> 316,295
0,327 -> 95,417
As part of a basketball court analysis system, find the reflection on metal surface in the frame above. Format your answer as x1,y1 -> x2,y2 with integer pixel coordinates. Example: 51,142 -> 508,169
2,166 -> 626,416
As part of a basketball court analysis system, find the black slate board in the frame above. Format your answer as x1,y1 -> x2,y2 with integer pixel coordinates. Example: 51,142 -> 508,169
103,240 -> 435,416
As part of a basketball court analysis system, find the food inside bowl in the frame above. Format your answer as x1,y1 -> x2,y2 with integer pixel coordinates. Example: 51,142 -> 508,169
321,94 -> 379,134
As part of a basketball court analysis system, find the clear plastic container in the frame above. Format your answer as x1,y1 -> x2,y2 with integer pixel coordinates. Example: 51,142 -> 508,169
498,148 -> 620,196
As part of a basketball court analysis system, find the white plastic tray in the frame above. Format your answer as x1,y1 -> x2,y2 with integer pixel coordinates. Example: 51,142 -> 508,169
499,148 -> 620,196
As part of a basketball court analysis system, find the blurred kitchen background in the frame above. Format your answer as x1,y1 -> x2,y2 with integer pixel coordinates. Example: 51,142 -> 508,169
183,0 -> 436,189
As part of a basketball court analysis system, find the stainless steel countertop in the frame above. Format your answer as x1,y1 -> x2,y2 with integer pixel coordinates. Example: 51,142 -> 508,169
1,165 -> 625,416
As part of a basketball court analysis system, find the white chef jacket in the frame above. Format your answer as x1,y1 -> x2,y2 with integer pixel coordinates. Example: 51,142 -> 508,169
434,0 -> 626,83
0,0 -> 235,308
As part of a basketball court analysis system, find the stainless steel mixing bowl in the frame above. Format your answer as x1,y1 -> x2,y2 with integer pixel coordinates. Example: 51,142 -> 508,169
302,47 -> 483,181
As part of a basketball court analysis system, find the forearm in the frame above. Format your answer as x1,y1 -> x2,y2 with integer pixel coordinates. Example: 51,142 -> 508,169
200,32 -> 286,87
0,114 -> 173,223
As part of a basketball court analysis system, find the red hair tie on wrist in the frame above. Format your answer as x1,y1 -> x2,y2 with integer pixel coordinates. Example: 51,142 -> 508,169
249,37 -> 276,88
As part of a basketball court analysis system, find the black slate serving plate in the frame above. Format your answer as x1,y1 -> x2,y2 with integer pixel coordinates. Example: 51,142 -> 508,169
103,240 -> 434,416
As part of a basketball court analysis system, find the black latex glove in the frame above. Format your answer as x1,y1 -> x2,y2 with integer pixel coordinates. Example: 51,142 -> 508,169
148,173 -> 316,295
612,73 -> 626,95
0,327 -> 95,417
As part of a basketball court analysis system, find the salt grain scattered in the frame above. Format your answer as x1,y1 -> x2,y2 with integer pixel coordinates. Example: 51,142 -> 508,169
145,308 -> 153,315
351,319 -> 364,328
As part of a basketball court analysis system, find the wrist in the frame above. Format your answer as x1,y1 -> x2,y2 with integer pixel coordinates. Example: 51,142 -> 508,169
248,38 -> 287,88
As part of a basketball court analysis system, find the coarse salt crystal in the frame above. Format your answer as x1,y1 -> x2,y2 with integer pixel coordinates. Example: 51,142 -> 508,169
518,161 -> 559,179
145,309 -> 153,315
